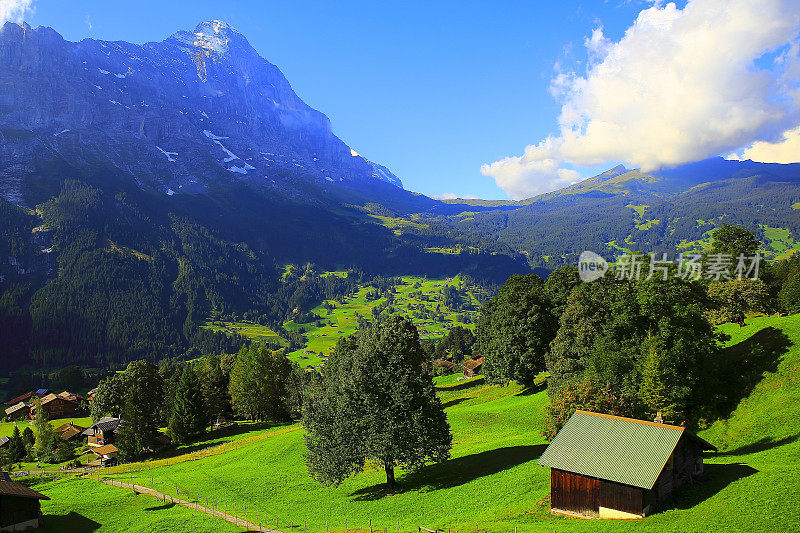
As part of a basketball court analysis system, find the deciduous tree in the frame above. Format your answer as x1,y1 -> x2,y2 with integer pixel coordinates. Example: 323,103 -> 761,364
229,345 -> 293,421
304,316 -> 452,487
475,274 -> 558,386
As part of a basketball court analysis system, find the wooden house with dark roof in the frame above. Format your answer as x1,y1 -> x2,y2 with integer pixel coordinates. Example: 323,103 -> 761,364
537,410 -> 716,519
82,417 -> 121,446
0,477 -> 49,530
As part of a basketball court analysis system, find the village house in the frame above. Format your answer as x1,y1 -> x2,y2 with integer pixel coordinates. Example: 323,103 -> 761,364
462,357 -> 483,378
0,437 -> 9,450
30,393 -> 80,420
3,389 -> 48,408
433,360 -> 457,373
538,410 -> 716,519
3,389 -> 84,422
3,402 -> 30,422
0,474 -> 50,531
54,422 -> 87,443
86,444 -> 119,467
82,417 -> 121,446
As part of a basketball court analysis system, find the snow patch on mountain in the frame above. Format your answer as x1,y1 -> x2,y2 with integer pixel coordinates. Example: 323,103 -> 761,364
157,146 -> 178,162
203,130 -> 227,140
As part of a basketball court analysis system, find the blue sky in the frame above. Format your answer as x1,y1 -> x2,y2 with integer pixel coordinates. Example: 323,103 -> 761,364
15,1 -> 800,199
19,0 -> 654,199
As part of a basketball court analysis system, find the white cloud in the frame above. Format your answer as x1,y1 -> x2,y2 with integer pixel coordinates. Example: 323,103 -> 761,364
480,156 -> 580,200
727,125 -> 800,163
432,192 -> 479,200
0,0 -> 35,25
85,13 -> 92,32
483,0 -> 800,199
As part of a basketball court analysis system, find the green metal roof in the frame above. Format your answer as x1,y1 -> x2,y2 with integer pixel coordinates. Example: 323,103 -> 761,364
537,411 -> 710,489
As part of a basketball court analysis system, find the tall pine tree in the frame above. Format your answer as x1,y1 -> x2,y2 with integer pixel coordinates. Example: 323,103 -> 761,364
168,365 -> 208,444
8,426 -> 26,462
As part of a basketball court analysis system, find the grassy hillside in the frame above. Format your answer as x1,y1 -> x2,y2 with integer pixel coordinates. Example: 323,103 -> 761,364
201,320 -> 288,346
33,477 -> 242,533
284,275 -> 481,367
0,417 -> 92,438
200,274 -> 483,369
34,313 -> 800,532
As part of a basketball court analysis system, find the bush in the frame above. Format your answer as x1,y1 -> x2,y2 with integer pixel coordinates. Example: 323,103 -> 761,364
544,379 -> 639,440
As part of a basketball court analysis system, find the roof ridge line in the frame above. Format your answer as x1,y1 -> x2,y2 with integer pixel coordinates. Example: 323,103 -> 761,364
575,410 -> 685,431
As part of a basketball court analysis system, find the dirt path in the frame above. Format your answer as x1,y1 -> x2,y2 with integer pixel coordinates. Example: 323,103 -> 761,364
102,478 -> 285,532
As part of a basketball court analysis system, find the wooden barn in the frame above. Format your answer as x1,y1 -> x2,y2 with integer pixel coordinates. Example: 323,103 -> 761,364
0,477 -> 49,531
537,410 -> 716,519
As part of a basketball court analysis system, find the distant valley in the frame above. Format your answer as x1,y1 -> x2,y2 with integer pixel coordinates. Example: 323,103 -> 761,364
0,20 -> 799,372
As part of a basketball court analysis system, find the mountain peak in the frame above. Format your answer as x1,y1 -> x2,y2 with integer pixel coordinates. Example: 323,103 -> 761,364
169,20 -> 249,56
194,20 -> 237,38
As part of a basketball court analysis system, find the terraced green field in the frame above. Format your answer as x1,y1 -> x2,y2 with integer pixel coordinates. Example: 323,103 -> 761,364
761,225 -> 799,260
66,313 -> 799,533
285,275 -> 480,368
202,320 -> 287,346
200,275 -> 481,369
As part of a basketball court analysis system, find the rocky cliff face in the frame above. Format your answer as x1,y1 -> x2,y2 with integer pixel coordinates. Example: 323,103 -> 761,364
0,20 -> 402,206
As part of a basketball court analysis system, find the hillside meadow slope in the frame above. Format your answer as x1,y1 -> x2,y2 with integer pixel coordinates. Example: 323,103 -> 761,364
32,313 -> 800,532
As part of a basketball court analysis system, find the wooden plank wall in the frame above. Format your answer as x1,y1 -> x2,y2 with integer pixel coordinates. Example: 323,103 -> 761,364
551,469 -> 599,516
599,479 -> 643,515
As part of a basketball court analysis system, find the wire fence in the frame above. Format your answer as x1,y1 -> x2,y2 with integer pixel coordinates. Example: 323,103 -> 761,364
92,472 -> 511,533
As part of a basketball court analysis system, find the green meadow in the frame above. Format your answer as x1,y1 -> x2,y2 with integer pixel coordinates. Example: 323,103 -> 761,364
24,313 -> 799,532
33,477 -> 242,533
201,320 -> 288,346
41,313 -> 794,533
285,275 -> 480,368
761,225 -> 799,260
0,417 -> 92,438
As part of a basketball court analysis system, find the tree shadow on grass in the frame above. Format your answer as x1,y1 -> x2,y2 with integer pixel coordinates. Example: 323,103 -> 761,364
440,397 -> 470,409
717,434 -> 799,456
435,377 -> 486,392
144,501 -> 176,511
350,444 -> 547,501
715,327 -> 791,418
150,421 -> 278,460
42,512 -> 101,532
666,463 -> 758,511
516,382 -> 547,396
